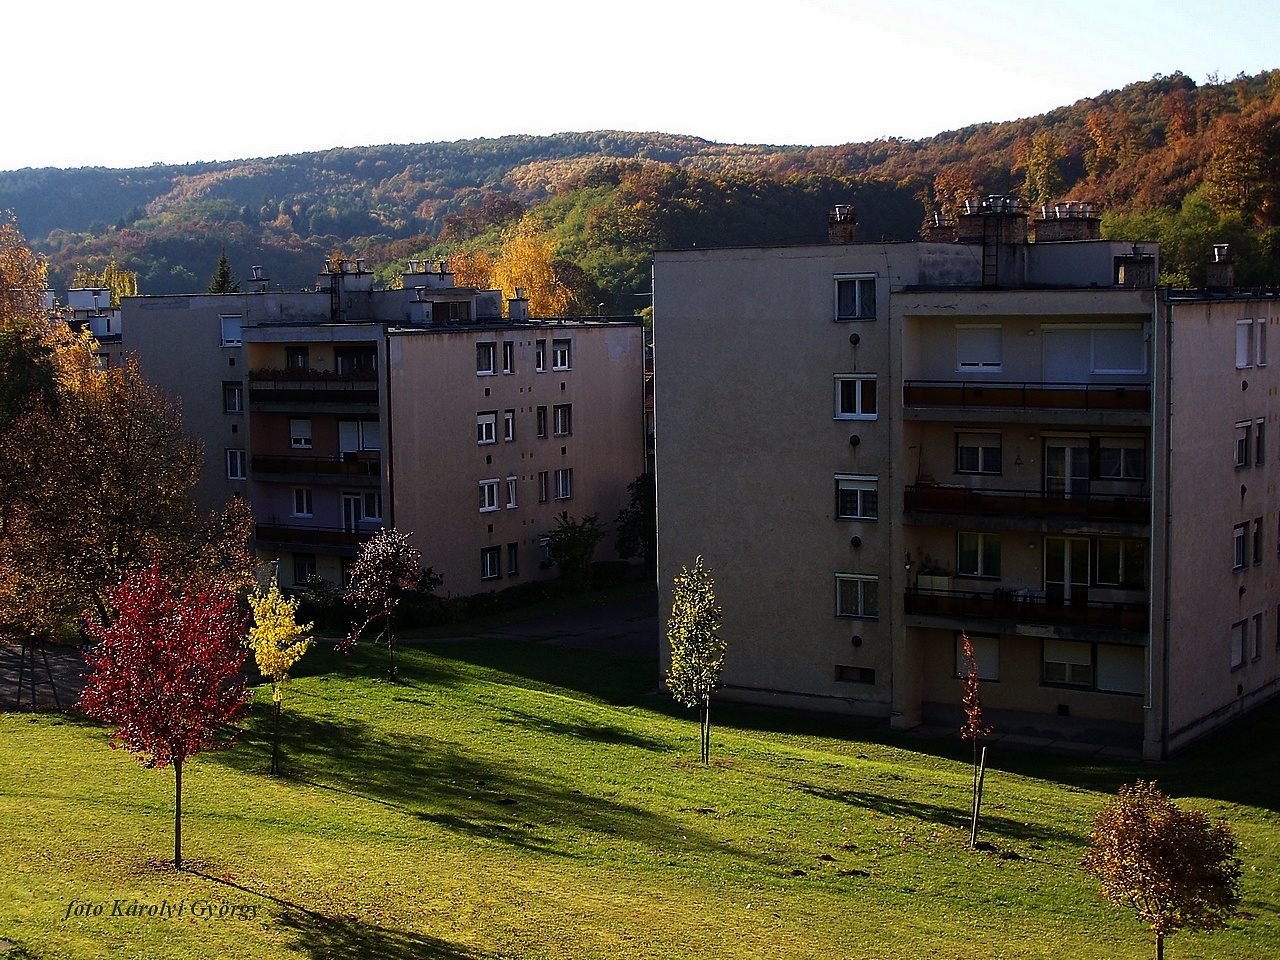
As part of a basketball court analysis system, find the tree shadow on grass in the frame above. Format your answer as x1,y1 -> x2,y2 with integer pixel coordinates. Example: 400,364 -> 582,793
194,871 -> 498,960
488,704 -> 673,753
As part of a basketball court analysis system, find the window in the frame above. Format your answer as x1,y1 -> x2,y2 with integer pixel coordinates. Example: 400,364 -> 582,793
536,406 -> 548,438
222,382 -> 243,414
836,575 -> 879,620
476,342 -> 496,375
286,346 -> 309,370
553,403 -> 572,436
535,339 -> 546,372
552,339 -> 572,370
226,449 -> 246,481
1042,324 -> 1147,379
1253,612 -> 1264,661
836,475 -> 878,520
359,420 -> 381,452
477,412 -> 497,445
835,276 -> 876,320
955,634 -> 1000,681
1257,319 -> 1268,366
1255,517 -> 1265,566
363,491 -> 382,521
1236,421 -> 1253,468
538,536 -> 551,568
1096,645 -> 1145,694
503,341 -> 515,374
504,409 -> 516,442
554,468 -> 573,500
956,325 -> 1002,372
1043,639 -> 1092,687
439,300 -> 471,323
481,546 -> 501,581
835,665 -> 876,684
293,554 -> 316,586
1231,619 -> 1247,668
1096,440 -> 1144,479
479,479 -> 500,512
1257,419 -> 1266,466
219,314 -> 242,347
538,470 -> 549,503
507,542 -> 519,576
290,418 -> 313,449
1237,319 -> 1253,369
1234,522 -> 1249,571
835,375 -> 877,419
1096,539 -> 1146,588
506,476 -> 518,509
957,532 -> 1001,579
292,488 -> 313,518
335,346 -> 377,375
956,433 -> 1001,474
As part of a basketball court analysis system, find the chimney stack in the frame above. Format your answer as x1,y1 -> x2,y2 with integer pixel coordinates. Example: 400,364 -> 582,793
828,205 -> 856,244
921,211 -> 954,243
1205,243 -> 1235,291
1031,201 -> 1102,242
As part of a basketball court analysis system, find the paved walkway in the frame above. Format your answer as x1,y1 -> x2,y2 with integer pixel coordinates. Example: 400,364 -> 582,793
0,640 -> 84,711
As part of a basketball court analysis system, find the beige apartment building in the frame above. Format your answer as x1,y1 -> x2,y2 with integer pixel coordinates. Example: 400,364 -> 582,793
123,260 -> 645,597
654,201 -> 1280,759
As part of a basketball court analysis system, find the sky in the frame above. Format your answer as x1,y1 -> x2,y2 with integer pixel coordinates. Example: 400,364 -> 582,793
4,0 -> 1278,172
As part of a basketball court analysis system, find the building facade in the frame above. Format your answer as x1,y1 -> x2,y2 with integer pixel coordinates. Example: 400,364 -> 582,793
654,201 -> 1280,759
123,260 -> 646,597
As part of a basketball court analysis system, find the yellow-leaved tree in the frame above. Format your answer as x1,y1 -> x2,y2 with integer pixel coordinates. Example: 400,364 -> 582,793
247,578 -> 314,774
490,218 -> 576,317
72,259 -> 139,306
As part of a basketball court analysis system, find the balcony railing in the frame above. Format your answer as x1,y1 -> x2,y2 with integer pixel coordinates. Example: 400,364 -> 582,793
903,380 -> 1150,412
904,484 -> 1150,523
905,587 -> 1148,632
254,523 -> 378,549
247,376 -> 379,405
252,454 -> 381,478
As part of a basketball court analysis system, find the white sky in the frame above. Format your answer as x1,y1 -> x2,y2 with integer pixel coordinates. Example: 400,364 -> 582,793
5,0 -> 1278,171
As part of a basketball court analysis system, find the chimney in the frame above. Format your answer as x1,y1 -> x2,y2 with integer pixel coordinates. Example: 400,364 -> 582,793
1206,243 -> 1235,291
1032,201 -> 1102,242
921,211 -> 954,243
828,205 -> 856,244
508,287 -> 530,321
1114,245 -> 1156,288
249,264 -> 269,293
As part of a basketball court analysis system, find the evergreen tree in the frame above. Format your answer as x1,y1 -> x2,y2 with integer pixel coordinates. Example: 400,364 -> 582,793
207,248 -> 240,294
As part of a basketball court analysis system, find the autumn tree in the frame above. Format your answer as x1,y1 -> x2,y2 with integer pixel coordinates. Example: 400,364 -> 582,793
1083,781 -> 1241,960
546,511 -> 605,591
666,556 -> 726,764
206,247 -> 240,294
77,563 -> 250,870
247,579 -> 314,774
1016,132 -> 1067,207
491,218 -> 577,316
339,528 -> 441,680
958,632 -> 993,847
72,259 -> 139,306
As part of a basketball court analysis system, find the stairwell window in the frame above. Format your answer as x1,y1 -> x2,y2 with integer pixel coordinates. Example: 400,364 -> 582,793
226,449 -> 246,481
1237,319 -> 1254,369
554,468 -> 573,500
552,339 -> 572,371
835,375 -> 877,419
835,276 -> 876,320
479,479 -> 500,513
481,546 -> 501,581
836,574 -> 879,620
477,412 -> 497,445
222,382 -> 244,414
553,403 -> 572,436
1236,421 -> 1252,468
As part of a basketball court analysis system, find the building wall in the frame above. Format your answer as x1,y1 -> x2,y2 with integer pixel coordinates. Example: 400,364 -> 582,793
389,322 -> 645,597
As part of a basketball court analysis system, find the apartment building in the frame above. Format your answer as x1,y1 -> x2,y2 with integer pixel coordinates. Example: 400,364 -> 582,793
654,200 -> 1280,759
123,259 -> 645,596
65,285 -> 124,367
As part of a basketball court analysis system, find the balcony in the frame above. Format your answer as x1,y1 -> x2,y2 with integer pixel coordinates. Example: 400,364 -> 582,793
252,454 -> 381,484
254,523 -> 377,552
904,586 -> 1148,634
903,380 -> 1150,411
904,484 -> 1149,525
247,370 -> 379,408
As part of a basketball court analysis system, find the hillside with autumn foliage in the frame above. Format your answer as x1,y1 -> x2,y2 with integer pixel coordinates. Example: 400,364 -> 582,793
2,70 -> 1278,306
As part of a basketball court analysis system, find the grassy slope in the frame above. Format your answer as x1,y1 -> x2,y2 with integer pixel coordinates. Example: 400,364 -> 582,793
1,637 -> 1276,960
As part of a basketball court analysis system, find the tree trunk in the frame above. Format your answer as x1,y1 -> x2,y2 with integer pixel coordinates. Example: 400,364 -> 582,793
1155,932 -> 1163,960
701,699 -> 711,765
271,697 -> 281,775
174,759 -> 183,870
388,614 -> 397,682
970,746 -> 987,848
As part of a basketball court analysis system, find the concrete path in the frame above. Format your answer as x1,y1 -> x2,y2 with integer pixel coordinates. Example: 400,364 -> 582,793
0,640 -> 85,711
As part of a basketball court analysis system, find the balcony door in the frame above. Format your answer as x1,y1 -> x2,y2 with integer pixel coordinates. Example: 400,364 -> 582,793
342,493 -> 363,534
1045,537 -> 1089,605
339,421 -> 360,462
1044,442 -> 1090,498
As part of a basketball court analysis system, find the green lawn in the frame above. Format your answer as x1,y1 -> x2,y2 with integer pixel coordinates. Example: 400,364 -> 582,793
2,633 -> 1277,960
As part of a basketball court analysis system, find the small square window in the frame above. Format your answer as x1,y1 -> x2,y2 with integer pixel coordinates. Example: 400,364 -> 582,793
476,342 -> 496,376
835,276 -> 876,320
1043,639 -> 1093,687
1096,441 -> 1144,480
363,491 -> 383,521
1095,539 -> 1146,589
552,339 -> 571,370
954,634 -> 1000,681
481,546 -> 502,581
835,375 -> 877,419
836,574 -> 879,620
226,449 -> 246,480
835,475 -> 878,520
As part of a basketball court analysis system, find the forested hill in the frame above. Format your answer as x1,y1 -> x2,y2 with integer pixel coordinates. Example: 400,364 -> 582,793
4,70 -> 1279,305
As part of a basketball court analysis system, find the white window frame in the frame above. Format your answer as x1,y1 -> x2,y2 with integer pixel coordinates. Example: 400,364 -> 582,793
535,339 -> 547,373
506,476 -> 518,509
1233,522 -> 1248,571
835,475 -> 878,521
476,342 -> 497,376
1096,439 -> 1144,480
362,491 -> 383,522
1236,421 -> 1252,468
481,546 -> 502,581
553,403 -> 572,437
1095,538 -> 1146,589
1256,418 -> 1266,466
1256,319 -> 1268,367
1231,619 -> 1247,669
552,338 -> 572,371
536,406 -> 548,438
538,470 -> 549,503
226,449 -> 246,481
223,382 -> 243,414
477,412 -> 497,445
290,418 -> 313,449
956,325 -> 1002,373
1252,612 -> 1264,661
554,468 -> 573,500
834,275 -> 876,321
219,314 -> 242,347
957,531 -> 1001,579
956,433 -> 1001,475
1043,639 -> 1093,687
359,420 -> 381,452
479,479 -> 500,513
292,487 -> 313,518
835,374 -> 877,420
507,542 -> 519,576
502,341 -> 515,374
504,409 -> 516,443
1237,319 -> 1253,369
836,574 -> 879,620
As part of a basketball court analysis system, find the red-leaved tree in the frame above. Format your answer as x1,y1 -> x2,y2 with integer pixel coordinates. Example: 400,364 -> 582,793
77,563 -> 249,869
338,528 -> 441,680
959,631 -> 993,847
